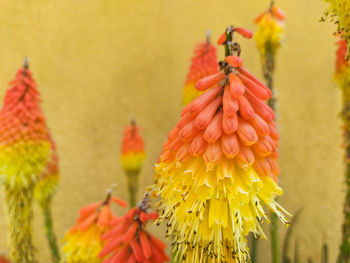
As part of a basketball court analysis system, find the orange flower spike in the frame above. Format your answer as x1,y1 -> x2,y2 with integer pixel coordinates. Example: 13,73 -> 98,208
61,189 -> 127,263
228,73 -> 245,97
223,86 -> 238,116
237,117 -> 258,146
100,193 -> 168,263
203,111 -> 223,143
194,96 -> 222,129
195,72 -> 226,91
154,26 -> 288,263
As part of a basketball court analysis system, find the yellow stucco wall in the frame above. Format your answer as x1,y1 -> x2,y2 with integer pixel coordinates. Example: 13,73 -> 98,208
0,0 -> 343,262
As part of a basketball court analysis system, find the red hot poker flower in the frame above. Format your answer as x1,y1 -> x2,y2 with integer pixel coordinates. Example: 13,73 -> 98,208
99,193 -> 169,263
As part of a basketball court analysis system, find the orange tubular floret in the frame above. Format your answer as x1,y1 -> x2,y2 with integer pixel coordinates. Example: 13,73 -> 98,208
245,89 -> 274,122
179,121 -> 198,142
228,73 -> 245,97
252,137 -> 273,157
203,142 -> 222,168
221,133 -> 240,158
249,114 -> 269,137
271,6 -> 285,20
237,117 -> 258,146
238,73 -> 271,101
195,72 -> 226,92
112,197 -> 128,207
253,157 -> 271,177
188,85 -> 222,114
254,11 -> 267,23
269,122 -> 279,140
130,237 -> 144,261
217,32 -> 227,45
189,132 -> 207,156
235,27 -> 253,39
176,143 -> 191,164
225,56 -> 242,68
223,112 -> 238,134
203,112 -> 223,143
79,202 -> 102,217
97,205 -> 111,227
238,95 -> 255,120
238,67 -> 272,95
128,254 -> 137,263
236,143 -> 255,167
176,112 -> 195,129
194,96 -> 222,130
139,231 -> 152,258
223,86 -> 238,117
124,221 -> 139,243
99,235 -> 124,258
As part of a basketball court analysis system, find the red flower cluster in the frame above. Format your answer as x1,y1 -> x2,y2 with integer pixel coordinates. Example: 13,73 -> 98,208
0,65 -> 49,146
99,196 -> 169,263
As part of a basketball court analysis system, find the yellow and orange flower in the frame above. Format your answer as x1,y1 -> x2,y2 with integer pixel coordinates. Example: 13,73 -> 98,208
0,64 -> 51,188
254,4 -> 285,62
335,38 -> 350,86
183,34 -> 219,105
99,194 -> 169,263
121,120 -> 146,173
153,27 -> 289,263
61,194 -> 127,263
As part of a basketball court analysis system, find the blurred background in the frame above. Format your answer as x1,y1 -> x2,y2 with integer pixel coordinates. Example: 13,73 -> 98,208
0,0 -> 342,262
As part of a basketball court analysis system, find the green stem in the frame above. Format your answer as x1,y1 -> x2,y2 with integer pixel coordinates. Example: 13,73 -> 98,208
251,235 -> 258,263
337,86 -> 350,263
41,201 -> 60,263
5,184 -> 37,263
263,42 -> 279,263
126,170 -> 140,207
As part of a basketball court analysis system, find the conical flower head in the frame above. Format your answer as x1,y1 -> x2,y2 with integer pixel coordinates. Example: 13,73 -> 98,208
99,194 -> 169,263
183,33 -> 219,105
254,4 -> 285,61
34,134 -> 59,207
0,63 -> 51,188
121,119 -> 146,173
62,193 -> 127,263
154,27 -> 289,263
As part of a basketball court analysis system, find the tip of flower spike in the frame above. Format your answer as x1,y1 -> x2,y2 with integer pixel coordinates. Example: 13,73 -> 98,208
217,26 -> 253,45
23,57 -> 29,69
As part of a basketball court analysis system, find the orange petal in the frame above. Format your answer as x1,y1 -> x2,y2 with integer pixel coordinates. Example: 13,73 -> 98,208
195,72 -> 226,91
188,86 -> 222,114
168,126 -> 179,141
168,137 -> 183,152
228,73 -> 245,97
267,157 -> 280,179
237,117 -> 258,146
176,112 -> 195,129
98,235 -> 123,258
97,205 -> 111,227
130,237 -> 144,261
238,95 -> 255,120
203,112 -> 223,143
245,89 -> 274,122
78,212 -> 98,231
223,112 -> 238,134
269,122 -> 279,140
252,137 -> 273,156
159,150 -> 175,163
253,157 -> 271,177
254,11 -> 267,23
176,143 -> 191,164
221,133 -> 240,158
238,73 -> 271,101
127,254 -> 137,263
238,67 -> 272,96
179,121 -> 198,142
189,132 -> 207,156
112,197 -> 128,207
272,6 -> 285,20
112,245 -> 130,263
124,208 -> 137,221
249,114 -> 269,137
139,231 -> 152,258
123,221 -> 139,243
236,144 -> 255,168
217,32 -> 227,45
194,96 -> 222,130
235,27 -> 253,38
225,56 -> 242,68
79,202 -> 102,217
223,85 -> 238,116
203,142 -> 222,169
